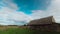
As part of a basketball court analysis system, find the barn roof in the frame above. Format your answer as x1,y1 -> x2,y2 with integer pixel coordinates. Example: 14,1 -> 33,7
28,16 -> 56,25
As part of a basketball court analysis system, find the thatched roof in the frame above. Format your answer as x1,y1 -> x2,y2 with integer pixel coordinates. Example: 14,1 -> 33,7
28,16 -> 56,25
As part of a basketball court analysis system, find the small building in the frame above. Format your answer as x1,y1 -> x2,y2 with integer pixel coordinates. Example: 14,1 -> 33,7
27,16 -> 60,32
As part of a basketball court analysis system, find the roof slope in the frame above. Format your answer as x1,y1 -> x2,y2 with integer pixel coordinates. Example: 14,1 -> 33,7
28,16 -> 56,25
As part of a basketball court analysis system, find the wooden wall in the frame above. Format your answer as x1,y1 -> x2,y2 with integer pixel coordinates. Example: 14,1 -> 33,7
29,24 -> 60,32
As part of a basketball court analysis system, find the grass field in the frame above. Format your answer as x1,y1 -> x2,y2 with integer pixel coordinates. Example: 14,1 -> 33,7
0,28 -> 34,34
0,28 -> 60,34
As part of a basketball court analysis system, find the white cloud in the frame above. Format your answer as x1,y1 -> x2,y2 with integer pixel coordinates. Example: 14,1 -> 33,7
0,7 -> 32,25
0,0 -> 33,25
31,10 -> 51,20
0,0 -> 18,10
31,0 -> 60,23
47,0 -> 60,23
1,0 -> 60,25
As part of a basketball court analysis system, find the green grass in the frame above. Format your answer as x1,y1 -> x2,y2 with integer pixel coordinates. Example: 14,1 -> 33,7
0,28 -> 30,34
0,28 -> 34,34
0,28 -> 60,34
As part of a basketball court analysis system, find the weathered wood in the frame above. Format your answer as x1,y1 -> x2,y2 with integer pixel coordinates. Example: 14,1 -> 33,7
28,16 -> 55,25
27,16 -> 60,32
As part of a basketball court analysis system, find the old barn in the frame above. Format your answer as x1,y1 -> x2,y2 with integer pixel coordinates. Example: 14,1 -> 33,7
27,16 -> 60,32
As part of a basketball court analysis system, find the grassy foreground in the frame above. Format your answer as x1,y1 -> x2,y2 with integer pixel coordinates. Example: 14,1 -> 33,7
0,28 -> 60,34
0,28 -> 34,34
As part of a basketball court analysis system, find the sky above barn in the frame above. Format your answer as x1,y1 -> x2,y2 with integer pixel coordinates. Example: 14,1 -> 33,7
0,0 -> 60,25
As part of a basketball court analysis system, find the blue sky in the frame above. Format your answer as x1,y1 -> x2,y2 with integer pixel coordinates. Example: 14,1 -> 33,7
13,0 -> 51,14
0,0 -> 60,25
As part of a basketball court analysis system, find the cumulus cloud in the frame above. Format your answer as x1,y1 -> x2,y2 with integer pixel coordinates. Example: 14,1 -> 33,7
31,0 -> 60,23
47,0 -> 60,23
1,0 -> 60,25
30,10 -> 51,20
0,7 -> 32,25
0,0 -> 33,25
0,0 -> 18,10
